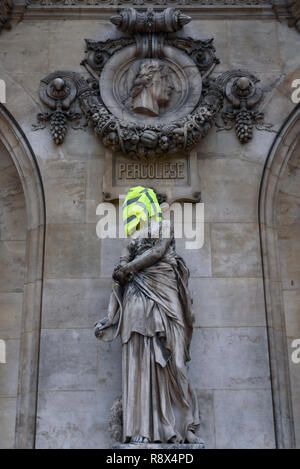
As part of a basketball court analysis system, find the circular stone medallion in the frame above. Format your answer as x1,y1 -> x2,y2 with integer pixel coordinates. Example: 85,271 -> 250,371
100,45 -> 202,125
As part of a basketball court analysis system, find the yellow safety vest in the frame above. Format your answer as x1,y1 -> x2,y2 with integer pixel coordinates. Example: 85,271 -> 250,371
123,186 -> 162,236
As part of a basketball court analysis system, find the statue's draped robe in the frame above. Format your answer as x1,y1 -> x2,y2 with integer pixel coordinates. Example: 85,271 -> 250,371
100,224 -> 200,442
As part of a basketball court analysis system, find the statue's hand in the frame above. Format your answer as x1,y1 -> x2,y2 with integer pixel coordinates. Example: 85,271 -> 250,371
94,317 -> 108,338
113,266 -> 130,285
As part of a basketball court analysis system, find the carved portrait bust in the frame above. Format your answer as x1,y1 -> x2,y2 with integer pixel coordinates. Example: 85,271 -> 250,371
99,43 -> 202,126
129,60 -> 174,117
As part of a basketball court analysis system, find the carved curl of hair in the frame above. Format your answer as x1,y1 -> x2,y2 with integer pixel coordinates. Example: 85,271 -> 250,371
129,61 -> 164,101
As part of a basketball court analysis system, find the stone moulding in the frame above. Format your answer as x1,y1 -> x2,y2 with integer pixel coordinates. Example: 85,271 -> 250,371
112,443 -> 205,449
3,2 -> 282,29
15,1 -> 278,22
25,0 -> 273,6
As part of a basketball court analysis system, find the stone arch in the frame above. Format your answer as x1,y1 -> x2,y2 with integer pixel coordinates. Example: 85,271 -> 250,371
0,104 -> 46,448
259,104 -> 300,448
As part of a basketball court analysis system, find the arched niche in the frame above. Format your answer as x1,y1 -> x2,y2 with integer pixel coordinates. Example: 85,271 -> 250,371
0,104 -> 45,448
259,105 -> 300,448
276,131 -> 300,447
0,138 -> 27,448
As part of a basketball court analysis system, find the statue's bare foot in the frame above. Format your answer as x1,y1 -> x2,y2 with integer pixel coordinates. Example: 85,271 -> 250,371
131,435 -> 149,444
185,430 -> 204,445
168,434 -> 182,444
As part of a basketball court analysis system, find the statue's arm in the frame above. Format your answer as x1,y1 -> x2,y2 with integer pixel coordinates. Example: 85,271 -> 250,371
121,237 -> 170,275
119,245 -> 130,267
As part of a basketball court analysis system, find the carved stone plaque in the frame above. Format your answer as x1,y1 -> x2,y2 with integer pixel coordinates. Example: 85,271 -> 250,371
103,150 -> 200,203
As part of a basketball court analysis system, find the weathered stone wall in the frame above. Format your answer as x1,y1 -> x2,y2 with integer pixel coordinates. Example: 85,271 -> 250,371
0,11 -> 299,448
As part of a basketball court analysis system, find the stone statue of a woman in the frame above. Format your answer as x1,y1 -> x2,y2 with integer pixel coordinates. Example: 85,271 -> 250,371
94,187 -> 202,445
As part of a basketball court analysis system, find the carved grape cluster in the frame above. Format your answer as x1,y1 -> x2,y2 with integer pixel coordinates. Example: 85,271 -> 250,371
50,111 -> 67,145
235,109 -> 253,143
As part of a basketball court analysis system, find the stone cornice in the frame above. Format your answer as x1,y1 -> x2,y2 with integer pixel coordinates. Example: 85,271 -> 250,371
23,0 -> 274,5
8,0 -> 295,22
10,0 -> 284,21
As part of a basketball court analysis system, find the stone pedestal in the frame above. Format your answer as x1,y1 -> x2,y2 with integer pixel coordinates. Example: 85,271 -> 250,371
112,442 -> 205,450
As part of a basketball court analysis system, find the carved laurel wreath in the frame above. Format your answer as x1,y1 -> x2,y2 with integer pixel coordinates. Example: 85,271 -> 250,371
79,85 -> 223,160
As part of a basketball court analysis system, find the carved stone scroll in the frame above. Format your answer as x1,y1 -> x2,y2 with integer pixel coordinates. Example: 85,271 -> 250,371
81,37 -> 135,78
110,7 -> 191,34
165,37 -> 220,76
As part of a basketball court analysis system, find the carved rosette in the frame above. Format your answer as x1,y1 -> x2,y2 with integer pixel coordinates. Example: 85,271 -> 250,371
33,71 -> 90,144
215,70 -> 273,143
